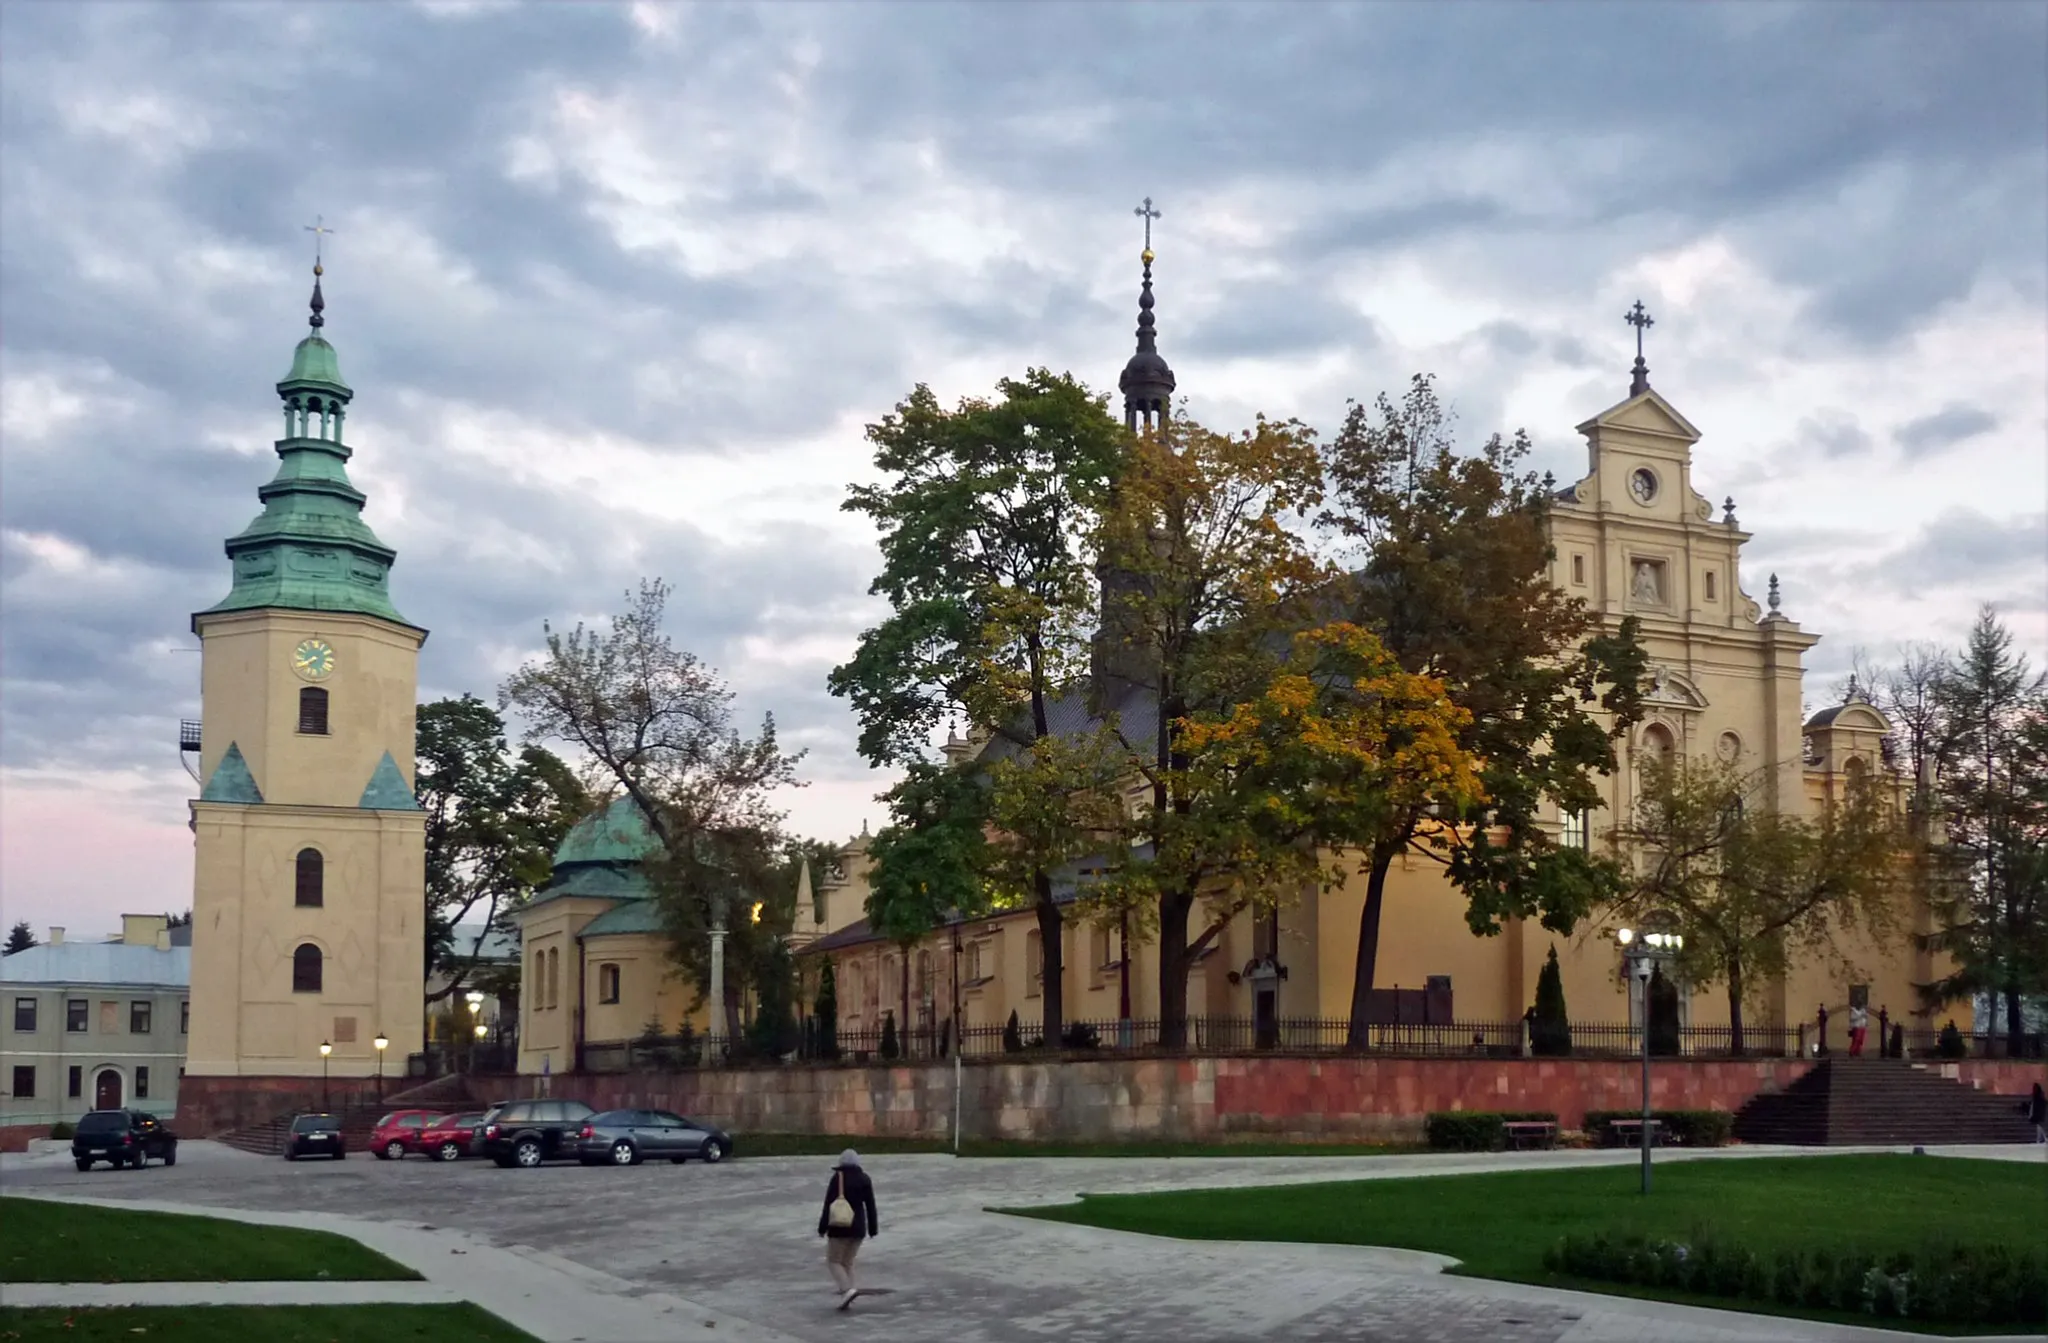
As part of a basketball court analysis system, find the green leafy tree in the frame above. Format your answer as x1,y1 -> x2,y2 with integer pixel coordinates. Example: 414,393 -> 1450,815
1530,946 -> 1572,1056
501,580 -> 804,1039
161,910 -> 192,930
831,371 -> 1126,1045
747,936 -> 800,1059
1647,965 -> 1681,1057
813,961 -> 839,1060
1318,375 -> 1648,1045
1923,607 -> 2048,1039
3,920 -> 34,956
415,694 -> 587,1002
1615,756 -> 1907,1054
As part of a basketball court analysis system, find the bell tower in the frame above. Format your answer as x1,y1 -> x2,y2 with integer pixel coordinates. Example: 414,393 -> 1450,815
185,252 -> 428,1089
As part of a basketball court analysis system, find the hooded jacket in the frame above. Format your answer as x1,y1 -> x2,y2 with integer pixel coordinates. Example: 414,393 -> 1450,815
819,1164 -> 879,1239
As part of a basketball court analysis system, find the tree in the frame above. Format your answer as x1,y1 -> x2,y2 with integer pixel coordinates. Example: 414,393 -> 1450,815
1615,756 -> 1907,1054
501,580 -> 804,1039
1318,375 -> 1648,1045
3,921 -> 34,956
1646,965 -> 1681,1057
415,695 -> 587,1002
880,1012 -> 900,1061
161,910 -> 192,929
1002,1008 -> 1023,1053
813,961 -> 839,1061
831,371 -> 1125,1045
1530,946 -> 1571,1056
1923,607 -> 2048,1041
747,936 -> 800,1059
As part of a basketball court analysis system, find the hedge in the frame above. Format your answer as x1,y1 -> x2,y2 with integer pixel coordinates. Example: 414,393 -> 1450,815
1545,1232 -> 2047,1328
48,1121 -> 75,1140
1580,1108 -> 1734,1147
1424,1110 -> 1559,1152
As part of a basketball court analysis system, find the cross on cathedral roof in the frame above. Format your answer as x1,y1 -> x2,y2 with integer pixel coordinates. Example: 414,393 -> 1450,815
1625,299 -> 1654,397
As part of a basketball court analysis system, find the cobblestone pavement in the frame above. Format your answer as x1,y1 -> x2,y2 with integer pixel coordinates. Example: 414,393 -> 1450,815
5,1141 -> 2041,1342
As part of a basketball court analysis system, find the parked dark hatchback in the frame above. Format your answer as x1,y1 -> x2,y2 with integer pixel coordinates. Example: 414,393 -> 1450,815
478,1099 -> 595,1168
575,1109 -> 733,1166
284,1112 -> 347,1161
71,1109 -> 178,1171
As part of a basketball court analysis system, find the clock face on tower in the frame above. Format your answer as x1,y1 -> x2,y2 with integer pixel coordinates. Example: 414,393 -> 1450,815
1628,467 -> 1659,505
292,638 -> 336,681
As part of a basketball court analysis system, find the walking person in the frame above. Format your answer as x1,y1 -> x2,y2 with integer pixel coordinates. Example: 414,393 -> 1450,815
818,1148 -> 878,1310
1848,1002 -> 1869,1057
2028,1082 -> 2047,1145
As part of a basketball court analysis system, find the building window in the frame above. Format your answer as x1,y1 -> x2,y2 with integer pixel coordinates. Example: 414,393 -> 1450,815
298,686 -> 329,735
11,1065 -> 33,1099
546,948 -> 560,1011
292,943 -> 323,993
180,1001 -> 189,1035
1025,930 -> 1043,998
1704,570 -> 1718,601
1571,554 -> 1586,585
1561,809 -> 1589,850
99,1001 -> 118,1033
68,1065 -> 82,1099
295,848 -> 324,907
12,998 -> 34,1033
598,963 -> 620,1004
136,1066 -> 150,1100
66,999 -> 87,1032
130,1001 -> 152,1034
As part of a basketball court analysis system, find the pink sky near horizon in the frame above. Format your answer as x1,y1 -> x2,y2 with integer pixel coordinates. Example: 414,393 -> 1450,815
1,776 -> 195,939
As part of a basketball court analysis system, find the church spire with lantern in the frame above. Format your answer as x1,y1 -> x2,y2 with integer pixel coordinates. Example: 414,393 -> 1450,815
199,227 -> 411,629
1118,197 -> 1176,432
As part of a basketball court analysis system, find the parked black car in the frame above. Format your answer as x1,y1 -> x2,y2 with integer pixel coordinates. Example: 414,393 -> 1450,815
576,1110 -> 734,1166
71,1109 -> 178,1171
284,1112 -> 347,1161
478,1099 -> 595,1168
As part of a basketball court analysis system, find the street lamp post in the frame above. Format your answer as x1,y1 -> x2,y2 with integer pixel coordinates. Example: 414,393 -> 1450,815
373,1032 -> 389,1100
318,1040 -> 332,1111
1615,925 -> 1684,1194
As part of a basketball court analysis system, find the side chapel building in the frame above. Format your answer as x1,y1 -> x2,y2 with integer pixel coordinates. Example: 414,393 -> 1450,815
786,244 -> 1940,1054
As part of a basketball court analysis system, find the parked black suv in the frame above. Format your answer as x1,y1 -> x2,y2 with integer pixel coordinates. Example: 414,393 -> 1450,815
284,1112 -> 347,1161
478,1099 -> 595,1168
71,1109 -> 178,1171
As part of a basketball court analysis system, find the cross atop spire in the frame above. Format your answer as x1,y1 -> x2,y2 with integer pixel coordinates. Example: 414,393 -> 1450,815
302,217 -> 335,331
1133,196 -> 1161,260
1625,299 -> 1654,396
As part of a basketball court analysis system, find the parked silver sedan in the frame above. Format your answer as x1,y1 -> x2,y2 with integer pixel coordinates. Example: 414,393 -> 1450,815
574,1109 -> 733,1166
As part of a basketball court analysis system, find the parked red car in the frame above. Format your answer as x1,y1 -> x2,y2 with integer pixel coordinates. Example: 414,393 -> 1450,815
370,1109 -> 447,1160
414,1111 -> 488,1162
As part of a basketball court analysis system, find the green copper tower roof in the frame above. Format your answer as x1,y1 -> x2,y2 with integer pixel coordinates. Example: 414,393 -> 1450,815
200,742 -> 264,804
197,262 -> 416,631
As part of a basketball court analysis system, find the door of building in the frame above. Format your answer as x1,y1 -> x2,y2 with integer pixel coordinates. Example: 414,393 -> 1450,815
95,1069 -> 123,1109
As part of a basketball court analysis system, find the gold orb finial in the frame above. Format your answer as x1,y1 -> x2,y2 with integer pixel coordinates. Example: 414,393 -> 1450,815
1141,247 -> 1155,265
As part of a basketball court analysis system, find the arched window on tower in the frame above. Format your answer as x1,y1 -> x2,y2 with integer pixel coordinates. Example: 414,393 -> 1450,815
292,944 -> 323,994
298,687 -> 329,735
294,848 -> 323,907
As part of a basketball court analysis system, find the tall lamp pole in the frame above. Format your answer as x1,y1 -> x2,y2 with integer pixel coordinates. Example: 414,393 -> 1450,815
318,1040 -> 332,1111
373,1032 -> 389,1101
1615,926 -> 1683,1194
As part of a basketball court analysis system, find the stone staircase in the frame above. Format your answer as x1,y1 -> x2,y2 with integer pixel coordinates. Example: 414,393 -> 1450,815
1733,1058 -> 2036,1146
216,1072 -> 474,1157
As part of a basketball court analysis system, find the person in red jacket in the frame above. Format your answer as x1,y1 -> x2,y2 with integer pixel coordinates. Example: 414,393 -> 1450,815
818,1149 -> 879,1310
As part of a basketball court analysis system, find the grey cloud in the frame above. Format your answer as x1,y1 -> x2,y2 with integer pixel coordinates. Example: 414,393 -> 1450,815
1801,411 -> 1873,460
1893,403 -> 2000,459
1874,509 -> 2047,590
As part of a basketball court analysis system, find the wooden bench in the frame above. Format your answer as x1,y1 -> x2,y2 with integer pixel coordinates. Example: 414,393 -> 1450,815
1502,1120 -> 1558,1150
1606,1117 -> 1666,1147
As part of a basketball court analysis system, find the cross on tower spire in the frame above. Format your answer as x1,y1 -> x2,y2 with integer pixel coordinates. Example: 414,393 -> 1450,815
1625,298 -> 1654,396
302,216 -> 335,331
1134,196 -> 1160,260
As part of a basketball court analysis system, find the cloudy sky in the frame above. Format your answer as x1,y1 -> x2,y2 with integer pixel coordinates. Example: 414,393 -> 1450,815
3,1 -> 2043,938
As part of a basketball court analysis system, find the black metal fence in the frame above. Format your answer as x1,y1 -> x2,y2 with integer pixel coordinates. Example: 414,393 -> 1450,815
578,1016 -> 1819,1072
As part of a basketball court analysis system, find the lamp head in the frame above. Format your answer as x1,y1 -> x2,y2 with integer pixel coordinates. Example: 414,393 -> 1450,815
474,1022 -> 489,1040
373,1033 -> 389,1052
1616,927 -> 1635,947
318,1040 -> 332,1057
1633,959 -> 1653,982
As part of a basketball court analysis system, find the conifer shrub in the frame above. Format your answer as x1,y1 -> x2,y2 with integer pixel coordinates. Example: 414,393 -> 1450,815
1002,1009 -> 1024,1053
1529,946 -> 1572,1057
880,1013 -> 900,1061
1060,1021 -> 1101,1050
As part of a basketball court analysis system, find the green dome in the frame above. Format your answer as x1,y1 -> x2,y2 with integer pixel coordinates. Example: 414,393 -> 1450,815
552,796 -> 661,868
283,334 -> 349,391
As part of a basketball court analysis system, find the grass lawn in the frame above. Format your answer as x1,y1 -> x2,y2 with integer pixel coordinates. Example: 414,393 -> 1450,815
739,1132 -> 1413,1159
0,1199 -> 419,1284
1006,1155 -> 2048,1331
0,1304 -> 535,1342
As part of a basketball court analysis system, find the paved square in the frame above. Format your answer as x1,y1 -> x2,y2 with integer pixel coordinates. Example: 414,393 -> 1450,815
5,1141 -> 2041,1341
